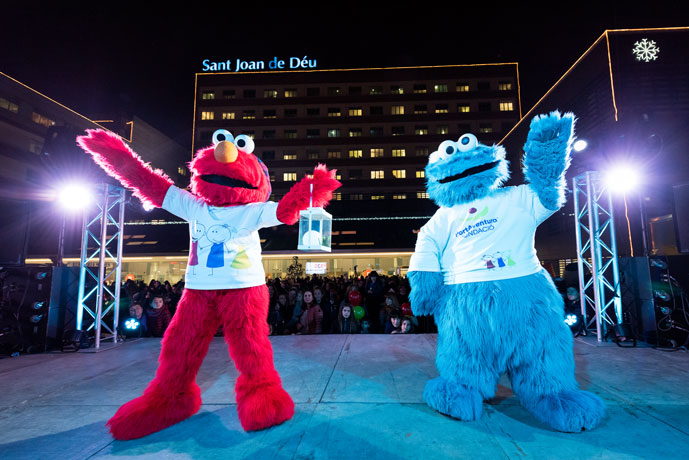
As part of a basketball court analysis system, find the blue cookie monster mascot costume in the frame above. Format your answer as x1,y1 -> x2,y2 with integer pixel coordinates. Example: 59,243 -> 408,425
408,111 -> 606,432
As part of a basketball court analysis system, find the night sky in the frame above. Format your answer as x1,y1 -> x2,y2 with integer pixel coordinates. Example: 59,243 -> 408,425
2,4 -> 688,148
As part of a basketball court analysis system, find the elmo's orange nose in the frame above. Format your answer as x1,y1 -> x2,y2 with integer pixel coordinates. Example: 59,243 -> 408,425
214,141 -> 238,163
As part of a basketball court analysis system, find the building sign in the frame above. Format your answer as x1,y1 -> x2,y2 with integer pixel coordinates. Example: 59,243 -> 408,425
305,262 -> 328,275
201,56 -> 317,72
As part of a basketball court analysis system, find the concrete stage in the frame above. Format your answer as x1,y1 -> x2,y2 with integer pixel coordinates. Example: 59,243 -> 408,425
1,334 -> 688,460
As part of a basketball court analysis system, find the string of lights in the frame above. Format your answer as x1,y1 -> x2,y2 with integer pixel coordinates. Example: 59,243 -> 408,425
117,215 -> 433,226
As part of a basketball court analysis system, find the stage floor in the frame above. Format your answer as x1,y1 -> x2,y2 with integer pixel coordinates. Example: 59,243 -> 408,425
1,334 -> 688,459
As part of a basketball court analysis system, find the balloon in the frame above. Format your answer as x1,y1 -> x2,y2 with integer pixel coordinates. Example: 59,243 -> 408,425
353,305 -> 365,320
348,291 -> 362,306
401,302 -> 412,316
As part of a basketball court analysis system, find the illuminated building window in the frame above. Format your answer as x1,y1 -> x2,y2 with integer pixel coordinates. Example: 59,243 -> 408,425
478,81 -> 490,91
349,86 -> 362,95
327,87 -> 341,96
283,172 -> 297,181
370,127 -> 384,136
284,88 -> 298,97
264,89 -> 278,98
371,195 -> 385,200
243,89 -> 256,98
437,125 -> 449,135
391,105 -> 405,115
283,153 -> 297,160
177,166 -> 186,176
435,104 -> 449,114
350,193 -> 364,200
307,108 -> 320,117
392,148 -> 406,157
327,150 -> 341,159
499,101 -> 514,111
307,87 -> 320,96
202,90 -> 215,100
244,131 -> 255,139
415,126 -> 428,135
333,192 -> 342,201
413,84 -> 427,94
284,109 -> 297,118
349,169 -> 362,179
416,170 -> 425,178
391,126 -> 405,136
306,129 -> 320,138
370,106 -> 383,115
478,102 -> 491,112
479,123 -> 493,133
0,97 -> 19,113
349,149 -> 363,158
498,81 -> 513,91
434,84 -> 448,93
284,130 -> 297,139
307,150 -> 320,159
369,86 -> 383,95
393,194 -> 407,200
370,148 -> 384,158
262,151 -> 275,160
349,128 -> 362,137
328,107 -> 341,117
392,169 -> 406,179
416,147 -> 429,156
327,128 -> 340,138
349,107 -> 362,116
29,142 -> 42,154
222,112 -> 235,120
417,191 -> 429,199
391,85 -> 404,94
414,105 -> 427,114
456,83 -> 470,92
201,111 -> 214,120
458,104 -> 470,113
263,109 -> 276,119
242,110 -> 256,119
335,173 -> 341,180
222,90 -> 235,99
263,130 -> 276,139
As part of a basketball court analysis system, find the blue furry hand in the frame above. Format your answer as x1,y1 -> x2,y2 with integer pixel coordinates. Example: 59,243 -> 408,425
524,111 -> 575,146
408,271 -> 444,316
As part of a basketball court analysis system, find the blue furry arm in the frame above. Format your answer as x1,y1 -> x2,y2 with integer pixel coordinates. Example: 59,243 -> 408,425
522,111 -> 575,210
408,270 -> 443,316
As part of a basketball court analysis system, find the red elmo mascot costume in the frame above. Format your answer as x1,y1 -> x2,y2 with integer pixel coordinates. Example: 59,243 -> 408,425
77,128 -> 341,440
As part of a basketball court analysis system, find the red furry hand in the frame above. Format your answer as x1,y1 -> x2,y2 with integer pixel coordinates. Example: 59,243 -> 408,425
76,129 -> 173,208
276,164 -> 342,225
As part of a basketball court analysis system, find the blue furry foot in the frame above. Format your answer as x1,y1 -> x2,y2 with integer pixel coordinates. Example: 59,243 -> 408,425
423,377 -> 483,421
526,389 -> 606,432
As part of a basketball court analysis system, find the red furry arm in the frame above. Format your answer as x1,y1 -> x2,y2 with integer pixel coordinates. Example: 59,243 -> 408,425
276,164 -> 342,225
76,129 -> 174,207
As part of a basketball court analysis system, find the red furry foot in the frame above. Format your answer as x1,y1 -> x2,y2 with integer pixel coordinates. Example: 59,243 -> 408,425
107,383 -> 201,440
236,376 -> 295,431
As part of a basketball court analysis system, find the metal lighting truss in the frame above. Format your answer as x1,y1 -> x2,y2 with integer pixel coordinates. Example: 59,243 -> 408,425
76,184 -> 126,349
572,171 -> 623,341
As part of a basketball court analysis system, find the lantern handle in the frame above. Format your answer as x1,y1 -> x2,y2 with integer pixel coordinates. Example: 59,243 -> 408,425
309,183 -> 313,208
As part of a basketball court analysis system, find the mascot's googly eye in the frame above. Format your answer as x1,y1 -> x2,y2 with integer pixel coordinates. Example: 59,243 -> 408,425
438,140 -> 458,159
212,129 -> 234,145
234,135 -> 255,154
457,134 -> 478,152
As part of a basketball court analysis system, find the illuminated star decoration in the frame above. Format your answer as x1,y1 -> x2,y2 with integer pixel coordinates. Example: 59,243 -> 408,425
632,38 -> 660,62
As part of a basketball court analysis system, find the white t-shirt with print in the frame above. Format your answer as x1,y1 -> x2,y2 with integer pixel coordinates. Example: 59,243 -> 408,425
408,185 -> 555,284
162,186 -> 281,290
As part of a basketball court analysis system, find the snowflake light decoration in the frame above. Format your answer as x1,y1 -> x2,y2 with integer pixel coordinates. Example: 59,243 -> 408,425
632,38 -> 660,62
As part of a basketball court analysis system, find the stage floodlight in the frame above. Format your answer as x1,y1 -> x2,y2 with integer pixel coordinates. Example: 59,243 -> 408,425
565,313 -> 578,327
58,184 -> 93,210
573,139 -> 588,152
604,166 -> 639,194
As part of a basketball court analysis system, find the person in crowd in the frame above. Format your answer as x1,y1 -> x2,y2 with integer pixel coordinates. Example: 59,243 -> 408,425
387,309 -> 403,334
360,319 -> 372,334
268,293 -> 288,335
146,294 -> 172,337
299,290 -> 324,334
337,304 -> 359,334
399,317 -> 414,334
380,292 -> 401,333
120,302 -> 149,337
364,271 -> 385,332
564,286 -> 580,314
313,286 -> 335,333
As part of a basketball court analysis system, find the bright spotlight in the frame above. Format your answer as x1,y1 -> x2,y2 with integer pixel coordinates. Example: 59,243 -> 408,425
58,184 -> 93,210
604,166 -> 639,194
573,139 -> 588,152
564,314 -> 578,327
125,318 -> 140,330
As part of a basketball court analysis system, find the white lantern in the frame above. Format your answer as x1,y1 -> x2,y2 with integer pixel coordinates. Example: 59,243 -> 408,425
297,185 -> 332,252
